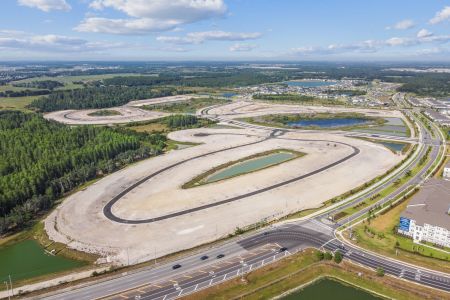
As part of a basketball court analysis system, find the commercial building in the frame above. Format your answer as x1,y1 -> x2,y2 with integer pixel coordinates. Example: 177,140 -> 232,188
444,162 -> 450,180
424,109 -> 450,126
398,179 -> 450,248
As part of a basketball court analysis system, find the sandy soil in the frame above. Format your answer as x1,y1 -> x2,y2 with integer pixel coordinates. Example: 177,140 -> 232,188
45,124 -> 402,265
44,95 -> 198,125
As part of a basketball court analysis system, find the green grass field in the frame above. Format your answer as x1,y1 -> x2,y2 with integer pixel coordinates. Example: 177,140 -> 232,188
0,96 -> 40,110
10,73 -> 144,90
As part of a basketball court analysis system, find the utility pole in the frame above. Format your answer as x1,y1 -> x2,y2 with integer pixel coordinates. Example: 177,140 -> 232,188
4,281 -> 10,300
8,275 -> 13,297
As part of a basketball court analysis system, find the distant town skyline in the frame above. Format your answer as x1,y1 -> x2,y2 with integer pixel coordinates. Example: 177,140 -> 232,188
0,0 -> 449,61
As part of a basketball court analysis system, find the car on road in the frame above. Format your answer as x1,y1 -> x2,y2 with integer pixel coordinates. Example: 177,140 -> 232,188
278,247 -> 288,252
200,255 -> 209,260
172,264 -> 181,270
216,254 -> 225,259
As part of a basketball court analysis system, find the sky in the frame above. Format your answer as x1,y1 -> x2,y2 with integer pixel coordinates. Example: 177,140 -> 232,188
0,0 -> 449,61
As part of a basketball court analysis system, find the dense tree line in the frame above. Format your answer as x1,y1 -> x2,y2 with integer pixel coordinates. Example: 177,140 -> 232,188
141,97 -> 229,113
0,89 -> 50,97
102,75 -> 178,87
13,80 -> 64,90
393,73 -> 450,97
324,89 -> 367,96
103,71 -> 289,88
0,111 -> 166,233
28,87 -> 189,112
165,114 -> 199,128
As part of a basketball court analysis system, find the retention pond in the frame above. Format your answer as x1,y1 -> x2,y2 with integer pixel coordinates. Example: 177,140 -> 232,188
281,278 -> 383,300
184,150 -> 302,189
0,240 -> 84,282
206,151 -> 297,183
287,118 -> 370,128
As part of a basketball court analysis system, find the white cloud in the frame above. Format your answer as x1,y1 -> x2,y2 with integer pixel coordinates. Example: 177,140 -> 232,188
415,47 -> 446,55
291,40 -> 382,56
429,6 -> 450,24
89,0 -> 226,22
0,31 -> 122,52
75,17 -> 181,35
386,19 -> 415,30
291,32 -> 450,57
78,0 -> 227,34
18,0 -> 71,12
157,31 -> 262,44
385,37 -> 415,47
229,43 -> 257,52
290,46 -> 317,55
417,29 -> 433,38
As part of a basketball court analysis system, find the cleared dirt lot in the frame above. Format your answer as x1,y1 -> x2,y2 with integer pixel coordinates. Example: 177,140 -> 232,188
43,95 -> 198,125
206,101 -> 406,121
46,123 -> 402,265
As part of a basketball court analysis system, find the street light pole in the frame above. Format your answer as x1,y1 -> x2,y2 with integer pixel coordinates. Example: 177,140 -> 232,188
8,275 -> 13,297
4,281 -> 10,300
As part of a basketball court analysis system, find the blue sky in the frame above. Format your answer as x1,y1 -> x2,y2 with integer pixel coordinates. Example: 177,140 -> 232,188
0,0 -> 449,61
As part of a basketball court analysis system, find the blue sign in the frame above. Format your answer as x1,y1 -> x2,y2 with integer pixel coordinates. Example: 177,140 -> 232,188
399,217 -> 410,231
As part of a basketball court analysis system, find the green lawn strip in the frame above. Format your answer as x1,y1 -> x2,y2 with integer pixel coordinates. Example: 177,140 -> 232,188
344,174 -> 450,272
11,73 -> 141,90
285,143 -> 418,221
0,96 -> 40,110
182,149 -> 305,189
141,97 -> 230,113
165,139 -> 201,151
334,145 -> 430,220
350,221 -> 450,272
87,109 -> 122,116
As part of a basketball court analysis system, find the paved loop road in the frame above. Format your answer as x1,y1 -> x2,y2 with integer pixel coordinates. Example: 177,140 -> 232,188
103,130 -> 360,224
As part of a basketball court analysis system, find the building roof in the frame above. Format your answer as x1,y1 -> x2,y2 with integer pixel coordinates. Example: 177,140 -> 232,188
401,179 -> 450,229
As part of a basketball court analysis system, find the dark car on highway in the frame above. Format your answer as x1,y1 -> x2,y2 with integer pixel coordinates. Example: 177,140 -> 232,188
172,264 -> 181,270
216,254 -> 225,259
200,255 -> 209,260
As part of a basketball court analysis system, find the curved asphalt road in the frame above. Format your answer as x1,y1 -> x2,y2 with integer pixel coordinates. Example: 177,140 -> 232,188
103,130 -> 360,224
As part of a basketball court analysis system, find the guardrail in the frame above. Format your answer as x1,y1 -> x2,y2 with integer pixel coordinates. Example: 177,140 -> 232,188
152,249 -> 298,300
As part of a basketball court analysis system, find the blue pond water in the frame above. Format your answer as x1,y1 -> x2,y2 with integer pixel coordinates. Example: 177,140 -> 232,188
379,141 -> 406,152
222,92 -> 237,98
287,118 -> 369,128
284,80 -> 337,87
